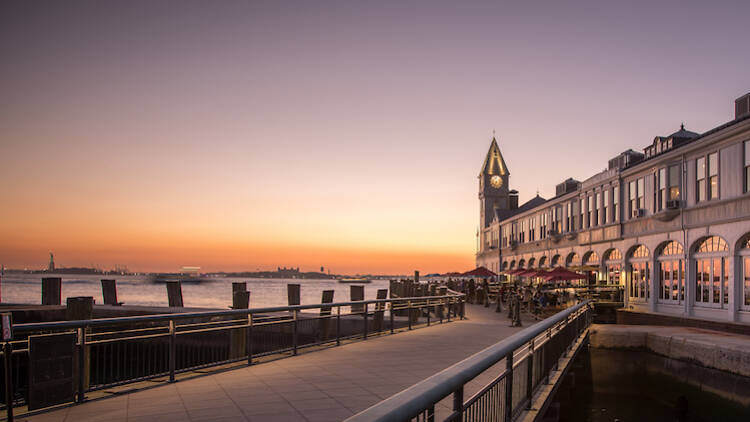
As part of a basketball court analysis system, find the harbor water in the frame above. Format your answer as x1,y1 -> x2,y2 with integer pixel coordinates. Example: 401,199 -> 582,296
0,273 -> 392,309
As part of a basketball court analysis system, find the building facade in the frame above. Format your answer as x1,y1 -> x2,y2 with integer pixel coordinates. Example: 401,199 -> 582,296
477,92 -> 750,324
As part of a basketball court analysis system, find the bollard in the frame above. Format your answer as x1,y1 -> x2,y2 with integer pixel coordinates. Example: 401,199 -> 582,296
232,282 -> 247,293
41,277 -> 62,305
166,281 -> 183,307
100,279 -> 122,306
230,288 -> 250,358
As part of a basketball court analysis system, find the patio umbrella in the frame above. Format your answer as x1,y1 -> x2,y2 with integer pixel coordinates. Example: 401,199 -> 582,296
542,266 -> 586,282
461,266 -> 497,278
518,269 -> 549,278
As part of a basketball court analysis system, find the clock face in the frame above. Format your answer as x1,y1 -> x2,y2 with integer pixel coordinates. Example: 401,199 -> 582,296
490,175 -> 502,188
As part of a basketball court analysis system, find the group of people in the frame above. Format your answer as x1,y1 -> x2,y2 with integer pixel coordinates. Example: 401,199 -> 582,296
446,277 -> 572,326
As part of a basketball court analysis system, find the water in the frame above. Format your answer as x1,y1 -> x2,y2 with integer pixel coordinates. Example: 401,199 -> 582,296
0,273 -> 392,309
547,346 -> 750,422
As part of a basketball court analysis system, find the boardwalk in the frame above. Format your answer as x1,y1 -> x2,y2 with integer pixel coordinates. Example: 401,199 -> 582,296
23,305 -> 535,422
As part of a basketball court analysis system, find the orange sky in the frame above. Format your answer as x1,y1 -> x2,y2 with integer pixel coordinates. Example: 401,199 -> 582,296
1,1 -> 748,274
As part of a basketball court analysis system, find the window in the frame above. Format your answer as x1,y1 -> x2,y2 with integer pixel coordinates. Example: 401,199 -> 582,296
669,164 -> 681,201
696,156 -> 706,202
745,141 -> 750,193
604,248 -> 623,286
529,217 -> 536,242
511,222 -> 518,243
566,202 -> 573,232
602,190 -> 609,225
629,179 -> 643,217
657,168 -> 666,211
595,192 -> 601,226
708,152 -> 718,200
519,220 -> 525,243
553,206 -> 562,234
613,186 -> 619,221
693,236 -> 729,308
657,241 -> 684,303
579,198 -> 585,230
539,214 -> 547,239
628,245 -> 650,301
588,195 -> 594,228
741,237 -> 750,310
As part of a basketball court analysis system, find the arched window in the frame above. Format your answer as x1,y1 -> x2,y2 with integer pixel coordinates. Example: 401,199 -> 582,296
627,245 -> 650,301
657,241 -> 684,303
551,255 -> 561,267
604,248 -> 623,286
693,236 -> 729,308
566,253 -> 580,267
583,251 -> 600,266
502,261 -> 509,271
528,258 -> 536,268
740,236 -> 750,310
509,260 -> 516,270
518,259 -> 526,269
538,256 -> 547,268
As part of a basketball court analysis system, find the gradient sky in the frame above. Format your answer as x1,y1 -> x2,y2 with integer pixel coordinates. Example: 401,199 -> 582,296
1,1 -> 748,274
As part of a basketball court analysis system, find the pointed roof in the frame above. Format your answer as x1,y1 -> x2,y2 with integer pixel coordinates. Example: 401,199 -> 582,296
480,137 -> 510,177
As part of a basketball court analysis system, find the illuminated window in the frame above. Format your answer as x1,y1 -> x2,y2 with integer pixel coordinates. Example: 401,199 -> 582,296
693,236 -> 728,308
745,141 -> 750,193
658,241 -> 685,302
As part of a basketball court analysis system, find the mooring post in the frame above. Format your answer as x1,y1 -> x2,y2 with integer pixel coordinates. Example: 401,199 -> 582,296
41,277 -> 62,305
526,339 -> 534,409
319,290 -> 334,341
336,305 -> 341,346
246,313 -> 253,366
350,285 -> 365,313
166,281 -> 183,308
100,279 -> 121,306
68,296 -> 93,398
292,309 -> 298,355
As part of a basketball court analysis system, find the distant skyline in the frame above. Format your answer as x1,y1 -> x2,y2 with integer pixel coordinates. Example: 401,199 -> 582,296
1,1 -> 749,273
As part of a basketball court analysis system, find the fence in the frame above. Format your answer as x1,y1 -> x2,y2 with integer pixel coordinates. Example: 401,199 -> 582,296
345,300 -> 592,422
0,293 -> 465,416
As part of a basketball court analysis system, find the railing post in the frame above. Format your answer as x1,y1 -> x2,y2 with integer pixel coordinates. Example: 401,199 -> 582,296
407,301 -> 412,330
504,352 -> 514,422
452,385 -> 464,422
427,404 -> 435,422
169,319 -> 176,383
427,299 -> 431,326
77,327 -> 86,402
4,341 -> 14,422
336,305 -> 341,346
389,301 -> 394,334
446,297 -> 451,322
247,313 -> 253,366
461,297 -> 465,319
293,309 -> 299,355
526,339 -> 534,409
363,303 -> 368,340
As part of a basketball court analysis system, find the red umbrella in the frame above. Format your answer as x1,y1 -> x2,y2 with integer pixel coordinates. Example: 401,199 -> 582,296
543,266 -> 586,282
518,269 -> 549,278
461,266 -> 497,278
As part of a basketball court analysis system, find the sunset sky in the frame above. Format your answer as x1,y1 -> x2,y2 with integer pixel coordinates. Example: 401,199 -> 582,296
1,1 -> 748,274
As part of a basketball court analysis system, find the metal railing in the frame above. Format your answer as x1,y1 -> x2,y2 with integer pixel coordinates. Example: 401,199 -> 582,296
0,293 -> 465,414
345,300 -> 592,422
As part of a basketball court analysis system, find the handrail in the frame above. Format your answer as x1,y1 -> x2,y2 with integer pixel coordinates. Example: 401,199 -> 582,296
345,300 -> 591,422
13,293 -> 464,332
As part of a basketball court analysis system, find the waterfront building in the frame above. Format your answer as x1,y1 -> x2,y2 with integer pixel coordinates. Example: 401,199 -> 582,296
477,92 -> 750,324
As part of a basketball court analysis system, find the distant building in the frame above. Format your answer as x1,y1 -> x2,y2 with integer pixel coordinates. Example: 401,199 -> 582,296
477,91 -> 750,324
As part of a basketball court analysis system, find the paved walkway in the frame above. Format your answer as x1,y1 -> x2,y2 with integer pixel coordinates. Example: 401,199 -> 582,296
24,304 -> 535,422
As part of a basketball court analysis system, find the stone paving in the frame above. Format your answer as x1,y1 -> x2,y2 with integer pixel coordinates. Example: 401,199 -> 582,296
22,304 -> 534,422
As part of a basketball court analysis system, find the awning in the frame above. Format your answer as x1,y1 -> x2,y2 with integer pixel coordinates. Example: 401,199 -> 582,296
461,266 -> 497,278
542,266 -> 586,282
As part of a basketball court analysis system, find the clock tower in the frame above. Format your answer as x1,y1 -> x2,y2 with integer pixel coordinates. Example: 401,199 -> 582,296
479,137 -> 510,228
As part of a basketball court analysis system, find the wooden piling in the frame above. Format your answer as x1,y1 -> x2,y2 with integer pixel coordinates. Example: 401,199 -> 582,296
373,289 -> 388,332
287,284 -> 301,306
166,281 -> 183,307
350,285 -> 365,313
319,290 -> 334,340
100,279 -> 122,306
67,296 -> 93,391
42,277 -> 62,305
